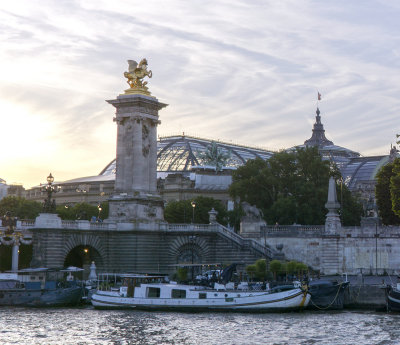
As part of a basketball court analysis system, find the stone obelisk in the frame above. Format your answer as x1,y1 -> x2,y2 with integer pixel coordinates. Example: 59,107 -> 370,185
107,59 -> 167,222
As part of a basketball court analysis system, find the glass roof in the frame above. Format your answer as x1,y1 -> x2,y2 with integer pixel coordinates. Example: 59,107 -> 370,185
100,135 -> 275,175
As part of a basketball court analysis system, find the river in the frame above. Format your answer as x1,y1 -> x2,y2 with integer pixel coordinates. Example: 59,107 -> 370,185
0,307 -> 399,345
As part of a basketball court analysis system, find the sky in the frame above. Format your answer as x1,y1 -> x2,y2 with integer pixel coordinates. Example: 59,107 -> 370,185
1,0 -> 399,188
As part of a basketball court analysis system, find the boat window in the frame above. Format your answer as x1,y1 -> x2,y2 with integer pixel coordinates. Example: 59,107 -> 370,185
199,293 -> 206,299
171,289 -> 186,299
147,287 -> 160,298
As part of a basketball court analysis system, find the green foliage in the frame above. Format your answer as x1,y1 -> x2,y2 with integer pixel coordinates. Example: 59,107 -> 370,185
286,261 -> 298,274
391,159 -> 400,218
245,264 -> 257,280
0,196 -> 42,219
229,146 -> 362,225
336,182 -> 364,226
227,204 -> 245,232
375,159 -> 400,224
164,196 -> 227,225
254,259 -> 268,281
176,267 -> 188,282
269,260 -> 282,274
55,202 -> 108,221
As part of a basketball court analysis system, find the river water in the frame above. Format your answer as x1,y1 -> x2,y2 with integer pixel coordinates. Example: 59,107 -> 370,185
0,307 -> 399,345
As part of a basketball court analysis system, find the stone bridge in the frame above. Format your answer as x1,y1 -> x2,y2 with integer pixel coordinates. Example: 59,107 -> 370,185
2,215 -> 275,276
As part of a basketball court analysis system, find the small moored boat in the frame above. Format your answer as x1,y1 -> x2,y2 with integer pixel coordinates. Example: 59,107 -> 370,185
386,278 -> 400,312
91,274 -> 310,312
0,268 -> 83,307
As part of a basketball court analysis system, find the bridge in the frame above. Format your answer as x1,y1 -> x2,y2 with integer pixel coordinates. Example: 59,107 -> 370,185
1,216 -> 275,277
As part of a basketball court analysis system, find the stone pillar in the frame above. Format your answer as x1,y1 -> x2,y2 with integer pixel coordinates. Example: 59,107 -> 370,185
325,177 -> 341,234
148,120 -> 158,193
322,177 -> 342,274
107,92 -> 167,222
12,242 -> 19,271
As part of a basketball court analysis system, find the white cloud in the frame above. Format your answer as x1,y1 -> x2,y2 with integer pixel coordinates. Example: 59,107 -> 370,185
0,0 -> 399,187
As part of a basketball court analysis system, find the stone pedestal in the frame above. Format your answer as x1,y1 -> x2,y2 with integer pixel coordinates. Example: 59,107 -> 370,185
240,221 -> 266,238
34,213 -> 62,228
107,93 -> 167,222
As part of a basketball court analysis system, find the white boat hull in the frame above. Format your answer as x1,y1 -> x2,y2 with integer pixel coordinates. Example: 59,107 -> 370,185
92,286 -> 310,312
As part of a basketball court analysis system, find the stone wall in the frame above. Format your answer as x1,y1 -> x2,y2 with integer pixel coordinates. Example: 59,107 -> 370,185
249,220 -> 400,275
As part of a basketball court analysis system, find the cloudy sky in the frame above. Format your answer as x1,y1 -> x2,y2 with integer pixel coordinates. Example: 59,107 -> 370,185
1,0 -> 399,188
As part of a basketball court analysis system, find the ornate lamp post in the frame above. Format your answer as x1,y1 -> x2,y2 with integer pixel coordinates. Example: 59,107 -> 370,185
189,235 -> 197,280
42,173 -> 58,213
0,211 -> 33,271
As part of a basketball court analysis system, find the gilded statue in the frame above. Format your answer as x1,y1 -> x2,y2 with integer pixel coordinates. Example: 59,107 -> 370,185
124,59 -> 153,95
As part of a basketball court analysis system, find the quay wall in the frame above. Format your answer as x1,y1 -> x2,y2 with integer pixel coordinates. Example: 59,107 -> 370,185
242,219 -> 400,275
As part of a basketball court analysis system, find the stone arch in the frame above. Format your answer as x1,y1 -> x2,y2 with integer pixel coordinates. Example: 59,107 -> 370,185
62,233 -> 106,265
168,235 -> 212,264
62,233 -> 107,268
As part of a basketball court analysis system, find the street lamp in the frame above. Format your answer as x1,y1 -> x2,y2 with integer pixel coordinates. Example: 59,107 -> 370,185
189,235 -> 197,280
97,204 -> 102,221
191,201 -> 196,224
41,173 -> 58,213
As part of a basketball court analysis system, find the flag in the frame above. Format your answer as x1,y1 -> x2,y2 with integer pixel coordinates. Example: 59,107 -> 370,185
318,92 -> 321,101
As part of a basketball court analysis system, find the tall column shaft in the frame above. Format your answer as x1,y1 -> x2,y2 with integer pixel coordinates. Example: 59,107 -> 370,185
12,243 -> 19,271
132,118 -> 144,191
149,121 -> 158,193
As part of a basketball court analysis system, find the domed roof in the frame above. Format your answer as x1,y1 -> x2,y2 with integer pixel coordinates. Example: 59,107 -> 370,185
100,135 -> 276,176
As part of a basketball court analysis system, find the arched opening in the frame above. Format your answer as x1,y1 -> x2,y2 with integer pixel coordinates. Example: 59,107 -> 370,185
0,245 -> 12,271
177,244 -> 202,280
0,244 -> 32,271
64,245 -> 102,279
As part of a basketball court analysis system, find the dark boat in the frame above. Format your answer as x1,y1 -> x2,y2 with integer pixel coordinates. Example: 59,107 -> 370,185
0,268 -> 83,307
386,280 -> 400,312
307,279 -> 349,310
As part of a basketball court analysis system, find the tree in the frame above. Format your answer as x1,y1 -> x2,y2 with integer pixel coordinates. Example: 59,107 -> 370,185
337,182 -> 364,226
164,196 -> 227,225
269,260 -> 282,281
0,196 -> 42,219
391,159 -> 400,218
245,264 -> 257,281
55,202 -> 108,221
254,259 -> 268,281
229,146 -> 362,225
375,159 -> 400,224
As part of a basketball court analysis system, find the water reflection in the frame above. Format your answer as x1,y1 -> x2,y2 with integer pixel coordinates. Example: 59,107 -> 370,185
0,308 -> 399,345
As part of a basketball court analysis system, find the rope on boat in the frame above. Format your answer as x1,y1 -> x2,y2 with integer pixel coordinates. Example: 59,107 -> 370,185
309,282 -> 344,310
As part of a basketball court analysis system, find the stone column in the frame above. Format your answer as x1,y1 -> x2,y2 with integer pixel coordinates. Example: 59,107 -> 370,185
12,242 -> 19,271
148,120 -> 159,193
107,93 -> 167,222
132,117 -> 143,191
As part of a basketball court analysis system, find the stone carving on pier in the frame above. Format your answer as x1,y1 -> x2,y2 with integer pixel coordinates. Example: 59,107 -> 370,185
124,59 -> 153,95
